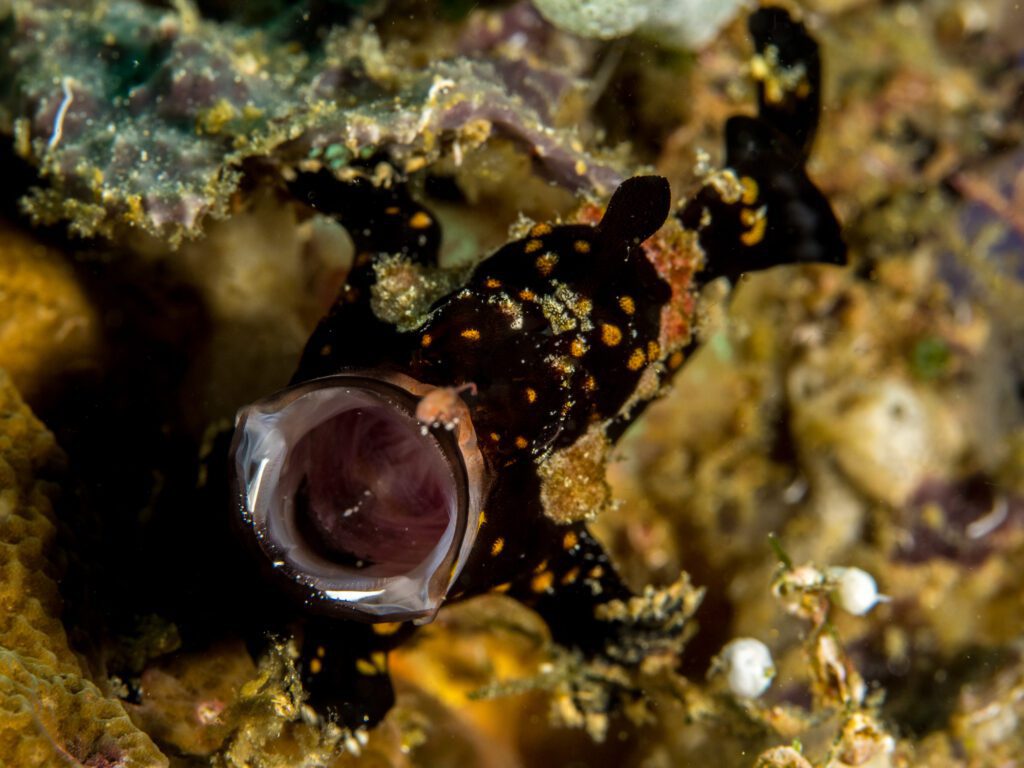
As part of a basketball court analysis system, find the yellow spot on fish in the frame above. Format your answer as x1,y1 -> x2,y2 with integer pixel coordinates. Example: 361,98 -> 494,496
588,565 -> 604,579
601,323 -> 623,347
494,582 -> 511,593
514,435 -> 528,449
525,387 -> 538,403
618,296 -> 635,315
461,328 -> 481,341
740,176 -> 759,206
385,205 -> 401,215
741,211 -> 767,246
478,509 -> 487,528
372,622 -> 402,636
525,239 -> 543,253
647,340 -> 660,362
531,222 -> 553,237
421,333 -> 433,347
627,348 -> 646,371
563,531 -> 578,550
316,646 -> 326,658
309,658 -> 322,674
485,277 -> 502,289
570,338 -> 587,358
583,375 -> 597,392
573,297 -> 593,316
372,652 -> 387,669
356,658 -> 379,676
491,538 -> 505,556
519,289 -> 536,301
574,159 -> 587,176
490,431 -> 501,442
535,252 -> 558,276
668,351 -> 684,369
409,211 -> 432,229
574,239 -> 591,253
532,570 -> 555,592
562,566 -> 580,585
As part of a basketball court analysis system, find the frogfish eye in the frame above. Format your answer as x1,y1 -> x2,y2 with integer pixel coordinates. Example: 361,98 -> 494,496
228,373 -> 485,623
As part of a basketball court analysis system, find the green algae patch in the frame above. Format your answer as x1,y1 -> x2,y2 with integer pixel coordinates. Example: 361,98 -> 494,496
910,336 -> 952,381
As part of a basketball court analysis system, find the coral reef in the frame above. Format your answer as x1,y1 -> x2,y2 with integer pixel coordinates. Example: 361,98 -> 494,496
0,222 -> 100,406
0,370 -> 166,767
0,0 -> 1021,766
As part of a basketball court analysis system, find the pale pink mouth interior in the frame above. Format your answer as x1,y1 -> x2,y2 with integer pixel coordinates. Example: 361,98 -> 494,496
284,403 -> 454,577
232,376 -> 479,621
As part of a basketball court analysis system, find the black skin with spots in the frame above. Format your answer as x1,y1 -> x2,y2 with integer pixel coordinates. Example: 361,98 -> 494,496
243,6 -> 847,729
748,6 -> 822,159
681,8 -> 845,286
287,171 -> 669,725
679,114 -> 846,286
291,173 -> 671,457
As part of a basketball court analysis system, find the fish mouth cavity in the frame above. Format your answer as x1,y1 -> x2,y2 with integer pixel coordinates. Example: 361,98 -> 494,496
229,371 -> 486,624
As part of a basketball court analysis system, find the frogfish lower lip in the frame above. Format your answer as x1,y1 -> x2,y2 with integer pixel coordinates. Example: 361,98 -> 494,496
228,371 -> 486,624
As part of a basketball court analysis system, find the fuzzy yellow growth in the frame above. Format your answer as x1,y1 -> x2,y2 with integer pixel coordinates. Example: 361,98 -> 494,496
538,422 -> 613,524
0,371 -> 168,767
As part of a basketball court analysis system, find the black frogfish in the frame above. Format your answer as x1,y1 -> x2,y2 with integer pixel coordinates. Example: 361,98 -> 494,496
226,6 -> 845,729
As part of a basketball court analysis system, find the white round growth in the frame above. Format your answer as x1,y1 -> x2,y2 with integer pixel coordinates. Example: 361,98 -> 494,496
830,567 -> 884,616
719,637 -> 775,699
531,0 -> 746,47
642,0 -> 748,48
532,0 -> 648,39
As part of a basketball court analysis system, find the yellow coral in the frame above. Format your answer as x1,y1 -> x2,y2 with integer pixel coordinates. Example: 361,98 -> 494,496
0,370 -> 167,767
0,224 -> 100,405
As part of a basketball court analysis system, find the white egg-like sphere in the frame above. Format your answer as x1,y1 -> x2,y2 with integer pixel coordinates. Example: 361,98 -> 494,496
830,567 -> 883,616
719,638 -> 775,699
